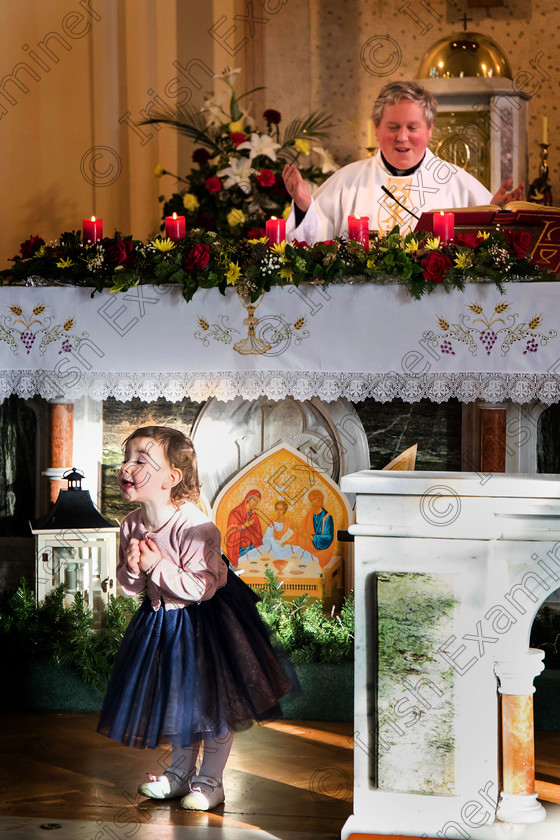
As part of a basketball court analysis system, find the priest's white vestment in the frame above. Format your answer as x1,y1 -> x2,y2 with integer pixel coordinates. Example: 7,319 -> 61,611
286,149 -> 492,243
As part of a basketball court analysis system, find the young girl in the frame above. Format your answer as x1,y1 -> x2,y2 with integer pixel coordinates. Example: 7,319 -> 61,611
97,426 -> 296,811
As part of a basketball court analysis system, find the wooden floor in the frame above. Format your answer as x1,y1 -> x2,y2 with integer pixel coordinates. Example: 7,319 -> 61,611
0,712 -> 559,839
0,712 -> 353,839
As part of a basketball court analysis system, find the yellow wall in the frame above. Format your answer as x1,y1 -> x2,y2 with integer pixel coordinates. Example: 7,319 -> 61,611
0,0 -> 557,265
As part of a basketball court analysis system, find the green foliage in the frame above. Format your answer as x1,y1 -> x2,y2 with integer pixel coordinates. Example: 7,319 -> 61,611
255,568 -> 354,663
0,578 -> 141,692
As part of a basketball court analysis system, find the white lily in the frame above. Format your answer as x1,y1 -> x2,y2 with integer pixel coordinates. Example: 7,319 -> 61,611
214,67 -> 242,86
236,132 -> 281,162
312,145 -> 339,174
200,89 -> 231,127
217,157 -> 254,194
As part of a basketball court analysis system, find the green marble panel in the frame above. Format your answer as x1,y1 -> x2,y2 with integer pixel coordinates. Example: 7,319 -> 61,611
353,398 -> 462,471
374,572 -> 456,795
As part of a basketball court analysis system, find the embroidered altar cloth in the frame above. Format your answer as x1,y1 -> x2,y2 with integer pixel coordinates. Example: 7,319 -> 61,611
1,282 -> 559,404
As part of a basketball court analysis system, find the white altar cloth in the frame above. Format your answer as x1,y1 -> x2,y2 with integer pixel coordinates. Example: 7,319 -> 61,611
1,282 -> 559,403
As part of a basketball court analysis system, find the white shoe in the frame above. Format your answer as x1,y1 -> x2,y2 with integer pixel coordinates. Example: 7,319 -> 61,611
181,775 -> 225,811
138,771 -> 192,800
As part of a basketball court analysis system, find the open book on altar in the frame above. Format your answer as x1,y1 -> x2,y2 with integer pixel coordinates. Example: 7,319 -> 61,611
415,203 -> 560,271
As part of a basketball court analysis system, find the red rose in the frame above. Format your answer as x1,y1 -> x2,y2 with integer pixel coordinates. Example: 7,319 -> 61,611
205,176 -> 222,193
322,240 -> 335,246
454,233 -> 480,249
106,240 -> 133,267
194,213 -> 214,231
20,235 -> 45,258
247,227 -> 266,239
293,239 -> 309,247
229,132 -> 247,147
421,251 -> 453,283
504,228 -> 532,258
192,148 -> 212,165
263,109 -> 281,125
183,243 -> 210,270
256,168 -> 275,188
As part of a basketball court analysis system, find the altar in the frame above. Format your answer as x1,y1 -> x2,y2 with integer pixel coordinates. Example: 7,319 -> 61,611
1,281 -> 559,405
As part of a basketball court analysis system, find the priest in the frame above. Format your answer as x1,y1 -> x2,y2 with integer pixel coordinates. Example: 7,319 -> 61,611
283,80 -> 524,242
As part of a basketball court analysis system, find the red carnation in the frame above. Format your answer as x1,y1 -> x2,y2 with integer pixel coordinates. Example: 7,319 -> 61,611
229,132 -> 247,147
421,251 -> 453,283
454,233 -> 480,249
247,227 -> 266,239
256,168 -> 276,188
19,235 -> 45,258
192,148 -> 212,165
183,243 -> 210,270
263,109 -> 281,125
106,240 -> 133,267
293,239 -> 309,247
504,228 -> 532,258
205,176 -> 222,193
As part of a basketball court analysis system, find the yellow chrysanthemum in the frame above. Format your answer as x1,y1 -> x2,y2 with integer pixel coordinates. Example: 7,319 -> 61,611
282,203 -> 292,220
151,238 -> 176,252
248,237 -> 269,244
477,230 -> 490,240
154,164 -> 165,178
294,138 -> 311,155
280,266 -> 294,282
229,120 -> 244,133
227,209 -> 245,227
425,236 -> 440,250
183,193 -> 199,212
35,245 -> 47,257
454,252 -> 473,270
271,242 -> 287,256
226,262 -> 241,285
366,258 -> 377,269
56,258 -> 74,268
403,237 -> 419,254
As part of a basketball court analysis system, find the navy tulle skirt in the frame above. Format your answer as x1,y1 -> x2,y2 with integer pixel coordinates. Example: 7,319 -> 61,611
97,568 -> 298,748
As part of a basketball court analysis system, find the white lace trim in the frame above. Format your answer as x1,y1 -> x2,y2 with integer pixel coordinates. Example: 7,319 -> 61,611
3,370 -> 560,404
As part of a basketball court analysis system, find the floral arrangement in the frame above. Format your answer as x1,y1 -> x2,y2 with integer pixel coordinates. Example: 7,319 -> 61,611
148,68 -> 338,240
1,224 -> 549,303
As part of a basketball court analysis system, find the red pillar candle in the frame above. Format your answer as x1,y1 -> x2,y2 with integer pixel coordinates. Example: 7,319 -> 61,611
433,211 -> 454,244
266,216 -> 286,245
82,216 -> 103,244
348,215 -> 369,248
165,212 -> 186,241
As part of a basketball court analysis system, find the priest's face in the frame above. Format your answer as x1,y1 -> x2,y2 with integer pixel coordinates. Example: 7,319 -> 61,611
375,100 -> 433,170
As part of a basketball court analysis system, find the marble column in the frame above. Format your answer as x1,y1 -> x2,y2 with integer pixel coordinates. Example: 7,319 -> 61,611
479,402 -> 507,473
44,401 -> 74,504
494,649 -> 546,824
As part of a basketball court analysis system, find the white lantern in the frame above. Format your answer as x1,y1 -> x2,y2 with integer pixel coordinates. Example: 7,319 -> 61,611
31,468 -> 119,624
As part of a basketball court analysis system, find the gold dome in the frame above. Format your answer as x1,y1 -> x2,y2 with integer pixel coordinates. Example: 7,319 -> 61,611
418,32 -> 512,79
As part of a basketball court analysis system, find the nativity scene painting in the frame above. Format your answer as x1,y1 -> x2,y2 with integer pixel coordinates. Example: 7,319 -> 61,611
213,444 -> 351,607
